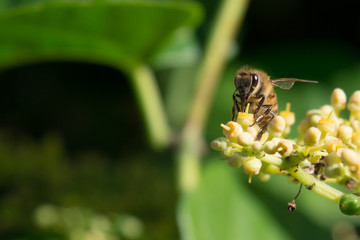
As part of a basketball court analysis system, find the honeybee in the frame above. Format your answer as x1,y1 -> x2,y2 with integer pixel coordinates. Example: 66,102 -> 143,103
232,66 -> 318,140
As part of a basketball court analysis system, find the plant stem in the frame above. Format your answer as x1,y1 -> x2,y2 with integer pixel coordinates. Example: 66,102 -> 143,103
287,165 -> 344,203
177,0 -> 250,193
256,151 -> 345,203
130,64 -> 171,150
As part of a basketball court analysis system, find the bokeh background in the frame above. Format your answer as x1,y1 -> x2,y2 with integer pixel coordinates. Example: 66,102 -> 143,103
1,0 -> 360,239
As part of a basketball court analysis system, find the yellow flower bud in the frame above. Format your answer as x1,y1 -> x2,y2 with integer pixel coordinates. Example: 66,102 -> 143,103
325,136 -> 342,153
237,112 -> 254,128
310,115 -> 322,125
348,91 -> 360,113
319,105 -> 335,118
325,152 -> 342,166
259,131 -> 269,143
210,137 -> 228,151
223,147 -> 237,157
298,119 -> 311,135
279,103 -> 295,126
244,125 -> 269,143
259,172 -> 271,182
317,117 -> 336,134
277,139 -> 293,157
222,121 -> 243,142
352,131 -> 360,147
245,125 -> 259,138
331,88 -> 346,113
282,126 -> 291,137
351,120 -> 360,132
304,127 -> 321,146
227,153 -> 247,168
280,111 -> 295,126
263,141 -> 277,154
237,132 -> 254,146
252,141 -> 263,153
306,109 -> 322,118
268,116 -> 286,137
341,149 -> 360,177
243,157 -> 262,175
337,125 -> 353,143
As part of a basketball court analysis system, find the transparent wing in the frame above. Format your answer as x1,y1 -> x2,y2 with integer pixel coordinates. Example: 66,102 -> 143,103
270,78 -> 318,90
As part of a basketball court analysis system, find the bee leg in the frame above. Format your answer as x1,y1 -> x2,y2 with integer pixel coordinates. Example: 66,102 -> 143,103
256,110 -> 275,141
252,94 -> 265,116
232,91 -> 241,121
252,104 -> 273,125
249,94 -> 265,126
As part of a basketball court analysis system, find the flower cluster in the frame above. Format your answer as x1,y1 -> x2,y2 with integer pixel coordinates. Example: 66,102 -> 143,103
211,88 -> 360,215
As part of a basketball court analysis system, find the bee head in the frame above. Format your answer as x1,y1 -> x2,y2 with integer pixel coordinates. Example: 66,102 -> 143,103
234,67 -> 262,112
234,68 -> 259,97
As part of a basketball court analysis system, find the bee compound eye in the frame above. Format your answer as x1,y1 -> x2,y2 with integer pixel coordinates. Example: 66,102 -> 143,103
251,74 -> 258,85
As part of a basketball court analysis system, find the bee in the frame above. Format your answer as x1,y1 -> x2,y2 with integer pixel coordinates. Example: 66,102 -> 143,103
232,66 -> 318,140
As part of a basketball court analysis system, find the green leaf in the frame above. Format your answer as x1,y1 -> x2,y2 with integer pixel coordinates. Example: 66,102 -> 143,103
0,0 -> 203,72
178,159 -> 291,240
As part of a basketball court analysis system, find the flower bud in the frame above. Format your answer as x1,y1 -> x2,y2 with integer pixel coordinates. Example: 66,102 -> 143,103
325,136 -> 342,153
352,131 -> 360,147
337,126 -> 353,143
237,132 -> 254,146
348,91 -> 360,113
319,105 -> 335,118
268,116 -> 286,137
210,137 -> 228,151
281,111 -> 295,126
325,164 -> 345,178
245,125 -> 269,143
277,139 -> 293,157
245,125 -> 259,138
325,152 -> 342,166
259,172 -> 271,182
279,104 -> 295,126
222,121 -> 243,142
259,131 -> 269,143
263,141 -> 277,154
341,148 -> 360,171
298,119 -> 311,135
243,157 -> 262,175
317,117 -> 336,134
252,141 -> 263,153
304,127 -> 321,146
227,153 -> 247,168
306,109 -> 323,118
237,112 -> 254,128
223,147 -> 238,157
310,115 -> 322,125
351,120 -> 360,132
331,88 -> 346,113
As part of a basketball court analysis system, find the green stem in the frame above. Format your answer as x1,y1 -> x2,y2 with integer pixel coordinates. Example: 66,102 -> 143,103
255,151 -> 345,203
130,64 -> 171,150
287,166 -> 344,203
177,0 -> 250,193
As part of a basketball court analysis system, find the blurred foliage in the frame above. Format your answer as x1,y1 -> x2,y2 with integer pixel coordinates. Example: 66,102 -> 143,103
0,0 -> 202,71
0,131 -> 178,239
1,0 -> 360,240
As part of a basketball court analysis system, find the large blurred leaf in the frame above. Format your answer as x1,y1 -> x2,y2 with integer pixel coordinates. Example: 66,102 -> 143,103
178,159 -> 291,240
0,0 -> 203,71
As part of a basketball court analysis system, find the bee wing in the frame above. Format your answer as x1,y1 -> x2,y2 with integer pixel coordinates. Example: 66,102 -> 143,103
270,78 -> 318,90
